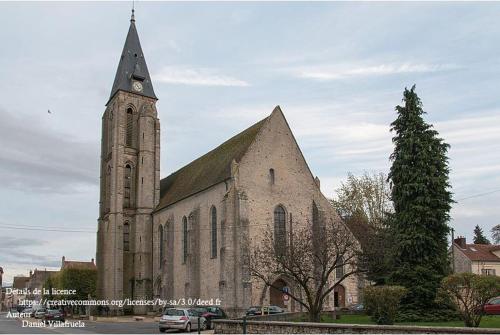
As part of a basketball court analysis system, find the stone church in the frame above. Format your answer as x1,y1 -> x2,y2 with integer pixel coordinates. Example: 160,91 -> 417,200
96,12 -> 361,316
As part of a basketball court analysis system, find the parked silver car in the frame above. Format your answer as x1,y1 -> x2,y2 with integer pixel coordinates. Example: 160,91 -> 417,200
34,308 -> 47,319
159,308 -> 207,332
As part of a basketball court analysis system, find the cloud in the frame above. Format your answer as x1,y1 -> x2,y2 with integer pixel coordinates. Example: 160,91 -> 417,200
436,113 -> 500,145
290,63 -> 459,81
153,66 -> 250,87
0,108 -> 99,193
0,236 -> 45,250
0,236 -> 59,267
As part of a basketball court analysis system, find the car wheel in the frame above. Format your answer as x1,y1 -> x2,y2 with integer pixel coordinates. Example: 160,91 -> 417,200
159,328 -> 166,333
185,322 -> 191,332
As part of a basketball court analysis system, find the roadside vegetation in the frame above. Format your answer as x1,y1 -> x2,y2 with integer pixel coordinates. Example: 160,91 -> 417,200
332,86 -> 500,328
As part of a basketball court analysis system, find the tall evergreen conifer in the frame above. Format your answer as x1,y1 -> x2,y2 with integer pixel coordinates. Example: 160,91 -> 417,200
473,225 -> 491,244
388,86 -> 453,312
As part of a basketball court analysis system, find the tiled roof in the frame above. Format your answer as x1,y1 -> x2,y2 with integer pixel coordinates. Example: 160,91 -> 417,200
157,112 -> 271,211
12,276 -> 29,289
62,261 -> 96,271
456,243 -> 500,262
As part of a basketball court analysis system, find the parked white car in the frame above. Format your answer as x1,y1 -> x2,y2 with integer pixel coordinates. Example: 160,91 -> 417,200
159,308 -> 207,332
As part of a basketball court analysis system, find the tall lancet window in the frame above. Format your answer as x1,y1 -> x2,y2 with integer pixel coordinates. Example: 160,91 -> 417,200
182,216 -> 188,264
124,164 -> 133,208
123,222 -> 130,252
210,206 -> 217,259
159,225 -> 164,268
107,111 -> 113,154
126,108 -> 134,147
274,205 -> 286,254
105,166 -> 112,213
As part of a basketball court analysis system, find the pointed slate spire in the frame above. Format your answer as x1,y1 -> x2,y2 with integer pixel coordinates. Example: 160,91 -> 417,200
108,10 -> 157,103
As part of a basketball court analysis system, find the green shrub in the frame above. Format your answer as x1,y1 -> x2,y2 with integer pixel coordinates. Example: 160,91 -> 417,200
396,307 -> 460,322
364,285 -> 407,325
441,272 -> 500,327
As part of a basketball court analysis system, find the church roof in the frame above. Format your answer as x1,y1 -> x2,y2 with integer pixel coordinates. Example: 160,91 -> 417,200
157,111 -> 273,211
108,12 -> 157,104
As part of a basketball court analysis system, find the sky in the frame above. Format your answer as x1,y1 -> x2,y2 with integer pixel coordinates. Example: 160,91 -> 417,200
1,1 -> 500,285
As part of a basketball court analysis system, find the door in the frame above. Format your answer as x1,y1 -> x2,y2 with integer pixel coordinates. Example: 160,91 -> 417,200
333,285 -> 346,308
269,279 -> 287,308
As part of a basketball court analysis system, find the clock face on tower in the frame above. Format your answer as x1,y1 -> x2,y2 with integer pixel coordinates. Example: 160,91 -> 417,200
132,81 -> 143,92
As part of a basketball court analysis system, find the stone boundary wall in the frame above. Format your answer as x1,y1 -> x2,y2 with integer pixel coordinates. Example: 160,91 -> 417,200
213,319 -> 500,334
245,312 -> 305,322
244,311 -> 354,322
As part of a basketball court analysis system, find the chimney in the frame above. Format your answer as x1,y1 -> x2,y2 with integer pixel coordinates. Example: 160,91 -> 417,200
454,236 -> 467,249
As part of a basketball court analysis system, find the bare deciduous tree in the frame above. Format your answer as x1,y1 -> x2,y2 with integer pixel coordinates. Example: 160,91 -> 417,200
248,217 -> 360,322
491,224 -> 500,244
331,172 -> 392,228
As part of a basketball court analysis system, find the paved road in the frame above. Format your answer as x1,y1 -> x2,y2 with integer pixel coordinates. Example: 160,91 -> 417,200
0,313 -> 214,334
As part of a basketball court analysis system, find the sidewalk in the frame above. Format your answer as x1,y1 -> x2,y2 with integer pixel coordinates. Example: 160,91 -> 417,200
91,315 -> 160,323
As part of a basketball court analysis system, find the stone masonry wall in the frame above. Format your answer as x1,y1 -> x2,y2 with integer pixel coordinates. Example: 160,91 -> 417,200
213,319 -> 500,334
152,182 -> 229,308
236,108 -> 361,311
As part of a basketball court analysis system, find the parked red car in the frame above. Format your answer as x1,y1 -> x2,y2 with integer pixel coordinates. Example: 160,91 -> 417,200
483,297 -> 500,315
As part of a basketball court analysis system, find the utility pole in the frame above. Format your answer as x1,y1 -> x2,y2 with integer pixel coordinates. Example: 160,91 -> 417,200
451,227 -> 455,273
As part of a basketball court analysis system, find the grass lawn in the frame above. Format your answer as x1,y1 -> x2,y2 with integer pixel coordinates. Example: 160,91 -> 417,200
298,314 -> 500,328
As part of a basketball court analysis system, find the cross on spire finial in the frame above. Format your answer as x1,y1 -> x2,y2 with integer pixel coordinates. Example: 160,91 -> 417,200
131,1 -> 135,22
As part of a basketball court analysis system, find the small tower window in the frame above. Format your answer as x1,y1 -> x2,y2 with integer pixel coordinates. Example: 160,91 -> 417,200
124,164 -> 133,208
269,168 -> 275,185
123,222 -> 130,252
126,108 -> 134,147
210,206 -> 217,259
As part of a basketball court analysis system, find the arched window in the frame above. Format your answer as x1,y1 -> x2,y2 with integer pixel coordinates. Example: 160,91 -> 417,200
210,206 -> 217,259
182,216 -> 188,264
124,164 -> 133,208
159,225 -> 164,268
336,256 -> 344,279
269,168 -> 275,185
123,222 -> 130,252
126,108 -> 134,147
274,205 -> 286,254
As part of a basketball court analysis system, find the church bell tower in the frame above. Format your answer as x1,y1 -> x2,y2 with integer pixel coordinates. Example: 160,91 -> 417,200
96,10 -> 160,314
